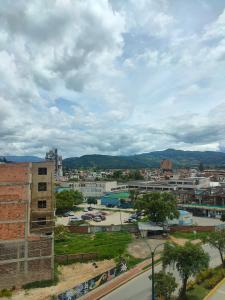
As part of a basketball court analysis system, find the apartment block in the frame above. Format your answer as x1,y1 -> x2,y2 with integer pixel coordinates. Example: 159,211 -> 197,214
0,161 -> 55,289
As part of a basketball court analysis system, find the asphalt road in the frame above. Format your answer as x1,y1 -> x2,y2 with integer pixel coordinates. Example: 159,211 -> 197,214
102,244 -> 221,300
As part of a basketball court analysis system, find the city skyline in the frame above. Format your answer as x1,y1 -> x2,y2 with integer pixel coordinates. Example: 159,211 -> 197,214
1,1 -> 225,157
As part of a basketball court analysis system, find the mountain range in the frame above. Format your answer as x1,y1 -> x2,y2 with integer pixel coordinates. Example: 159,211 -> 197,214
1,149 -> 225,169
63,149 -> 225,169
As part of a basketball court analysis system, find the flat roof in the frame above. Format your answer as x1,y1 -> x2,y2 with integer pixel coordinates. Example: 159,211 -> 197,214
138,222 -> 163,231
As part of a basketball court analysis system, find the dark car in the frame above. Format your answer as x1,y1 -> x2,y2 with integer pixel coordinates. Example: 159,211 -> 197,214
88,206 -> 94,211
64,211 -> 74,217
81,214 -> 92,220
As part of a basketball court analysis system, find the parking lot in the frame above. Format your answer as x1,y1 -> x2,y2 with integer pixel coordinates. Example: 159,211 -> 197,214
56,208 -> 132,226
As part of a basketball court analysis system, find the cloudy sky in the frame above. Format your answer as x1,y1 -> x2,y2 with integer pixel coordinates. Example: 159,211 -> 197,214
1,0 -> 225,158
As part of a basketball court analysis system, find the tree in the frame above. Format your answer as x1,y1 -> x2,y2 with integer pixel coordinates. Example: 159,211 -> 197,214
87,197 -> 97,205
56,190 -> 83,213
129,189 -> 139,207
134,192 -> 179,225
150,271 -> 177,300
220,213 -> 225,223
162,242 -> 209,299
204,230 -> 225,267
55,225 -> 69,241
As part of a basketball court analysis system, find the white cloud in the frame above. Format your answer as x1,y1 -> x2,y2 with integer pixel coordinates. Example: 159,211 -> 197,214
0,1 -> 225,157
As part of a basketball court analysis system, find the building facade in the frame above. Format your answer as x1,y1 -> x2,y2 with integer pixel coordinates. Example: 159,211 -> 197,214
0,162 -> 55,289
63,181 -> 118,198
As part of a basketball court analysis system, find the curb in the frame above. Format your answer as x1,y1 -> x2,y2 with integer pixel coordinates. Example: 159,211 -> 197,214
203,277 -> 225,300
83,256 -> 161,300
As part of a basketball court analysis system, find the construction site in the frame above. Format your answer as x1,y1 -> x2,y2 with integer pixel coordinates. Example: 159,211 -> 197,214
0,162 -> 55,289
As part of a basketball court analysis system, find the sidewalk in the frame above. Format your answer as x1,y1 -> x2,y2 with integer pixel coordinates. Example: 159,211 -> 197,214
204,278 -> 225,300
82,256 -> 160,300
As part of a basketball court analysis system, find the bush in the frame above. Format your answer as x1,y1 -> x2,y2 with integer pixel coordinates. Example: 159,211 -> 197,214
203,272 -> 224,289
195,268 -> 214,284
0,289 -> 12,298
187,280 -> 195,291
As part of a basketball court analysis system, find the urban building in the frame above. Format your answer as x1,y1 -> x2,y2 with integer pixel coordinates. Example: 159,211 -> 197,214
45,148 -> 63,178
59,181 -> 118,198
160,159 -> 172,172
0,161 -> 55,289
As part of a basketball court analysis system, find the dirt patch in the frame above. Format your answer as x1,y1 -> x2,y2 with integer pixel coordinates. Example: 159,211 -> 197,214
128,237 -> 166,258
169,236 -> 201,246
9,260 -> 116,300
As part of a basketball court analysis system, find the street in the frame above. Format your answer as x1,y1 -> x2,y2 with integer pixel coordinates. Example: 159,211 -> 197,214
102,244 -> 221,300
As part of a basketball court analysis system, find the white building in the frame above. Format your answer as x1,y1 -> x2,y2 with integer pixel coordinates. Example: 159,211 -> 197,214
71,181 -> 118,198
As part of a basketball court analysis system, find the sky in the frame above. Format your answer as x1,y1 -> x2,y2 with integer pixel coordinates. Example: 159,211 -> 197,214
1,0 -> 225,158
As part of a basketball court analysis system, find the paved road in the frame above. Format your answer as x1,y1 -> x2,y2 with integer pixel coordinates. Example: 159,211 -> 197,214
102,245 -> 221,300
208,279 -> 225,300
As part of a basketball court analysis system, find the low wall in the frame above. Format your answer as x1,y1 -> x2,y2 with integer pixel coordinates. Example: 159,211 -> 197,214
55,253 -> 97,264
55,260 -> 127,300
170,225 -> 215,233
67,224 -> 138,234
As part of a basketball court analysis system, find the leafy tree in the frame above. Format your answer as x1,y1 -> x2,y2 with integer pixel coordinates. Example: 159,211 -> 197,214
162,242 -> 209,298
55,225 -> 69,241
150,271 -> 177,300
134,192 -> 179,225
204,230 -> 225,267
87,197 -> 97,205
56,190 -> 83,213
129,189 -> 139,207
220,213 -> 225,222
128,170 -> 144,180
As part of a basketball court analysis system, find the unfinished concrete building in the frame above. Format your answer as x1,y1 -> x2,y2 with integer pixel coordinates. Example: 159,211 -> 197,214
0,161 -> 55,289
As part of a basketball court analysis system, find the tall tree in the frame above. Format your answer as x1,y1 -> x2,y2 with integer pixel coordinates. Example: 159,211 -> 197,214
129,189 -> 139,207
150,271 -> 177,300
56,190 -> 83,212
162,242 -> 209,298
204,230 -> 225,267
134,192 -> 179,225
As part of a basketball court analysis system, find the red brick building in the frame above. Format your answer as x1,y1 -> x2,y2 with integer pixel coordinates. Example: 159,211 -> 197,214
0,162 -> 55,289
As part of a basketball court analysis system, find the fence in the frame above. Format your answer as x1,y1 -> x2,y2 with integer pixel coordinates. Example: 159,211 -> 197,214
55,253 -> 98,264
170,225 -> 215,233
67,224 -> 138,234
55,260 -> 127,300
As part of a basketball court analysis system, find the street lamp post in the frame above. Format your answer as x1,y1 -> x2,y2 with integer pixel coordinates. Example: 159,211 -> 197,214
140,231 -> 164,300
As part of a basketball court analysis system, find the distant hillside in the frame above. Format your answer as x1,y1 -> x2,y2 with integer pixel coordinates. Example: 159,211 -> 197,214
63,149 -> 225,169
0,156 -> 43,163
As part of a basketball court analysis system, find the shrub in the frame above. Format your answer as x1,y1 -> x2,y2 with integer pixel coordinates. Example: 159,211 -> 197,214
0,289 -> 12,298
195,268 -> 214,284
203,272 -> 223,289
187,280 -> 195,291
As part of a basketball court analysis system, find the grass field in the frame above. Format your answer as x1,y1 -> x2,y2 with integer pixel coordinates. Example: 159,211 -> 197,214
55,231 -> 133,260
186,285 -> 208,300
170,231 -> 210,240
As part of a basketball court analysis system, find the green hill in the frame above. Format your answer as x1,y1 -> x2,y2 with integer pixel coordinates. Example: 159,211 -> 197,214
63,149 -> 225,169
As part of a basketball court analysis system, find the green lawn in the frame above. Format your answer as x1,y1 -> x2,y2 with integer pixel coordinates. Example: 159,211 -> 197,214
170,231 -> 210,240
55,231 -> 132,260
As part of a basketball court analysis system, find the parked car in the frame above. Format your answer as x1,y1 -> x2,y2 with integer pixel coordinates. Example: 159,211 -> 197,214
64,211 -> 74,217
99,211 -> 107,216
81,214 -> 92,220
69,216 -> 82,222
83,208 -> 89,212
96,214 -> 106,220
93,216 -> 102,222
88,206 -> 94,211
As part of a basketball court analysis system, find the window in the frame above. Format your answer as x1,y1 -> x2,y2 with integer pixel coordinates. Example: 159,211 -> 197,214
37,218 -> 47,226
38,182 -> 47,191
38,200 -> 47,208
38,168 -> 47,175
